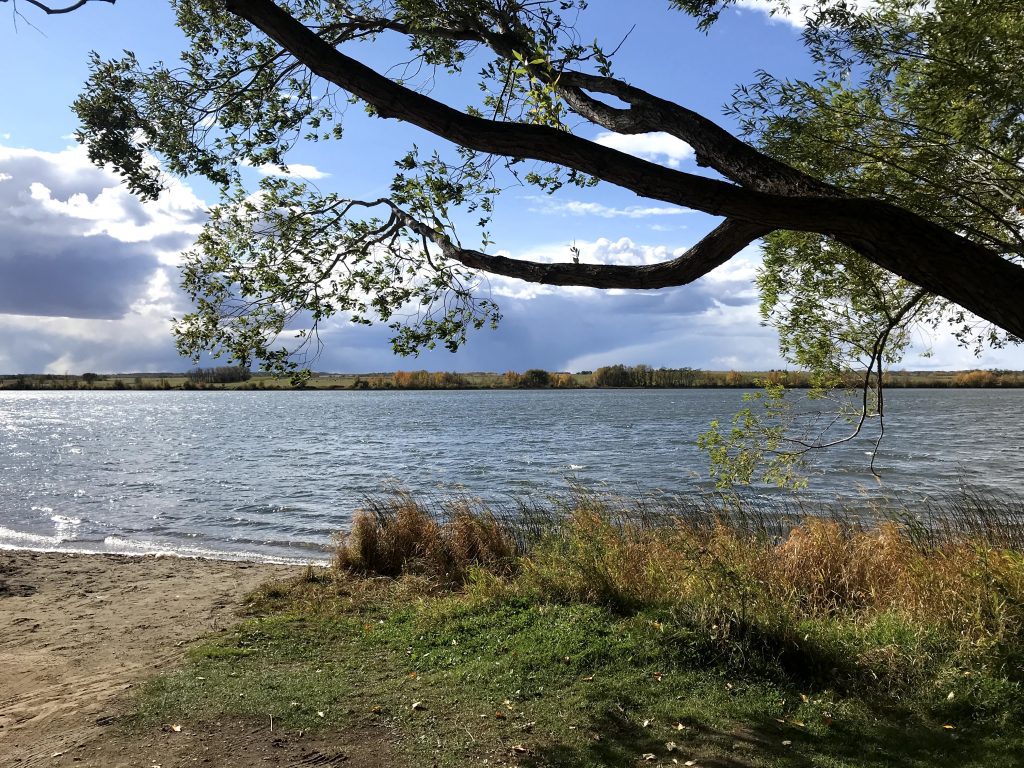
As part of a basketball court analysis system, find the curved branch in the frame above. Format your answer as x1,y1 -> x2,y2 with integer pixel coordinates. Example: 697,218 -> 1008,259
554,70 -> 835,197
326,12 -> 832,196
1,0 -> 114,14
779,288 -> 929,469
387,205 -> 770,289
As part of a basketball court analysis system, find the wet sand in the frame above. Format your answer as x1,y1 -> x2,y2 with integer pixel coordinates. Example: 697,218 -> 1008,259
0,551 -> 299,766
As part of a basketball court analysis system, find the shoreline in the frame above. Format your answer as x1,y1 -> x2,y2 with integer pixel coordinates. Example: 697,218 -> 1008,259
0,540 -> 331,567
0,550 -> 300,765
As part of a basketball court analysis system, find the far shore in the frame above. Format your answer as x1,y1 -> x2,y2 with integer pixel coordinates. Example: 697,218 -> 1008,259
3,365 -> 1024,392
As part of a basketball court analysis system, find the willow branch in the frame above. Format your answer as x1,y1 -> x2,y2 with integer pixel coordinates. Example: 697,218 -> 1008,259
386,203 -> 769,289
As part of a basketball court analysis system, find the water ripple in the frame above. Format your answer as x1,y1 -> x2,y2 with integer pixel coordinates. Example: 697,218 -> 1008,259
0,389 -> 1020,562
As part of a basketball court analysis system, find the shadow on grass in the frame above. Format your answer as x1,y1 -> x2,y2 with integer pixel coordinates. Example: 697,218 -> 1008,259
520,707 -> 1024,768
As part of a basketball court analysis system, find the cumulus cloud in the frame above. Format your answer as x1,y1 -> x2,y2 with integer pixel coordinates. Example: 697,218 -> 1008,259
0,142 -> 207,372
593,132 -> 695,168
1,139 -> 1013,377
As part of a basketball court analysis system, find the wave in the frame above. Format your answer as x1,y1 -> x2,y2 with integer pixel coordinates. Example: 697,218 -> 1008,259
0,526 -> 65,546
101,535 -> 328,566
0,526 -> 326,566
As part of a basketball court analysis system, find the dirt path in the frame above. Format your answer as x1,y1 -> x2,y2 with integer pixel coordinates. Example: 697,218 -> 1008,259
0,551 -> 300,767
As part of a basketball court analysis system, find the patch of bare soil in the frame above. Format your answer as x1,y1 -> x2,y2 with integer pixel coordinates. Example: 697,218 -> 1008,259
74,719 -> 405,768
0,552 -> 403,768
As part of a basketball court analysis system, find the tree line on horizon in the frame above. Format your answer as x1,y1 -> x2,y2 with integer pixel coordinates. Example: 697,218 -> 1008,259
6,364 -> 1021,391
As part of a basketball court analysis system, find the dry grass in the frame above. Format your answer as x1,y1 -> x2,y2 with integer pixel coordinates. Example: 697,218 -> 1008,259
334,493 -> 518,585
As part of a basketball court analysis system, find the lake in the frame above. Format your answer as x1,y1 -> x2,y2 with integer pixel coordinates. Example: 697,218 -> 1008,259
1,389 -> 1021,563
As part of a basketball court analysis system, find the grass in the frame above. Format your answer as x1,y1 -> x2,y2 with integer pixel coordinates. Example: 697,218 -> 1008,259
134,491 -> 1024,766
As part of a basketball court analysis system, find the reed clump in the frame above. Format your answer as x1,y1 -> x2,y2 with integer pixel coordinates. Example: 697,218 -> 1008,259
334,492 -> 518,585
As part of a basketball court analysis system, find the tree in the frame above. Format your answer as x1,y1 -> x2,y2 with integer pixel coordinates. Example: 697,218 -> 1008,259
519,369 -> 551,388
688,0 -> 1024,486
20,0 -> 1024,477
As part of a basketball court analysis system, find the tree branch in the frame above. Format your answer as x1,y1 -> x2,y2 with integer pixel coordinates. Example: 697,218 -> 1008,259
1,0 -> 114,14
387,205 -> 770,289
327,12 -> 832,197
221,0 -> 1024,340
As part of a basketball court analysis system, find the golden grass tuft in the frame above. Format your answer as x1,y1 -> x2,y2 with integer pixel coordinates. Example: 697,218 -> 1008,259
334,494 -> 517,585
765,519 -> 918,613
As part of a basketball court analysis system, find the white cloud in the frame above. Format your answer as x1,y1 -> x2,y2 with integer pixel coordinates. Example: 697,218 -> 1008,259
593,132 -> 694,168
900,326 -> 1024,371
736,0 -> 802,22
0,140 -> 208,372
736,1 -> 888,28
528,197 -> 690,219
251,162 -> 330,180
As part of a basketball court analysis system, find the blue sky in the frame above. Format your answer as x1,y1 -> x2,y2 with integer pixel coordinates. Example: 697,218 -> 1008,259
0,0 -> 1020,374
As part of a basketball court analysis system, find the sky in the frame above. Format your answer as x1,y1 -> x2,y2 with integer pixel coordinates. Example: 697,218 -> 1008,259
0,0 -> 1020,375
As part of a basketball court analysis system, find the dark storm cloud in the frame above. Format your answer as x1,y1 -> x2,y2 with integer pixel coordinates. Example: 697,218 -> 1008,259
0,315 -> 195,375
0,143 -> 210,372
0,145 -> 205,323
0,227 -> 159,319
148,229 -> 203,253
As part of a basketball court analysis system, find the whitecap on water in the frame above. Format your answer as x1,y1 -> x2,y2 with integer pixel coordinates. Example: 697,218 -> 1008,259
51,515 -> 82,538
102,535 -> 326,565
0,526 -> 65,547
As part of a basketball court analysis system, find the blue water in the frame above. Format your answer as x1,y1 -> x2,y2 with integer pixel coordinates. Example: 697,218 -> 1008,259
0,389 -> 1021,563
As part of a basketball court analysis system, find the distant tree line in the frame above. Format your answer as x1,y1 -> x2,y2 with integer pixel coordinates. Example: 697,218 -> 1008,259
592,364 -> 702,388
359,370 -> 471,389
2,367 -> 1024,391
186,366 -> 252,384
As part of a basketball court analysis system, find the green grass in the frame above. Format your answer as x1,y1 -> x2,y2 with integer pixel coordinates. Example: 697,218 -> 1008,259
136,573 -> 1024,767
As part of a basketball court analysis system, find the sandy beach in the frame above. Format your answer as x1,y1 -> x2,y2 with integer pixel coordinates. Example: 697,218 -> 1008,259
0,551 -> 311,767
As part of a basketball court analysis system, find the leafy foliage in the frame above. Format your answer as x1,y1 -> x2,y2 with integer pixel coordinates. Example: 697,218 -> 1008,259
72,0 -> 614,374
698,0 -> 1024,486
